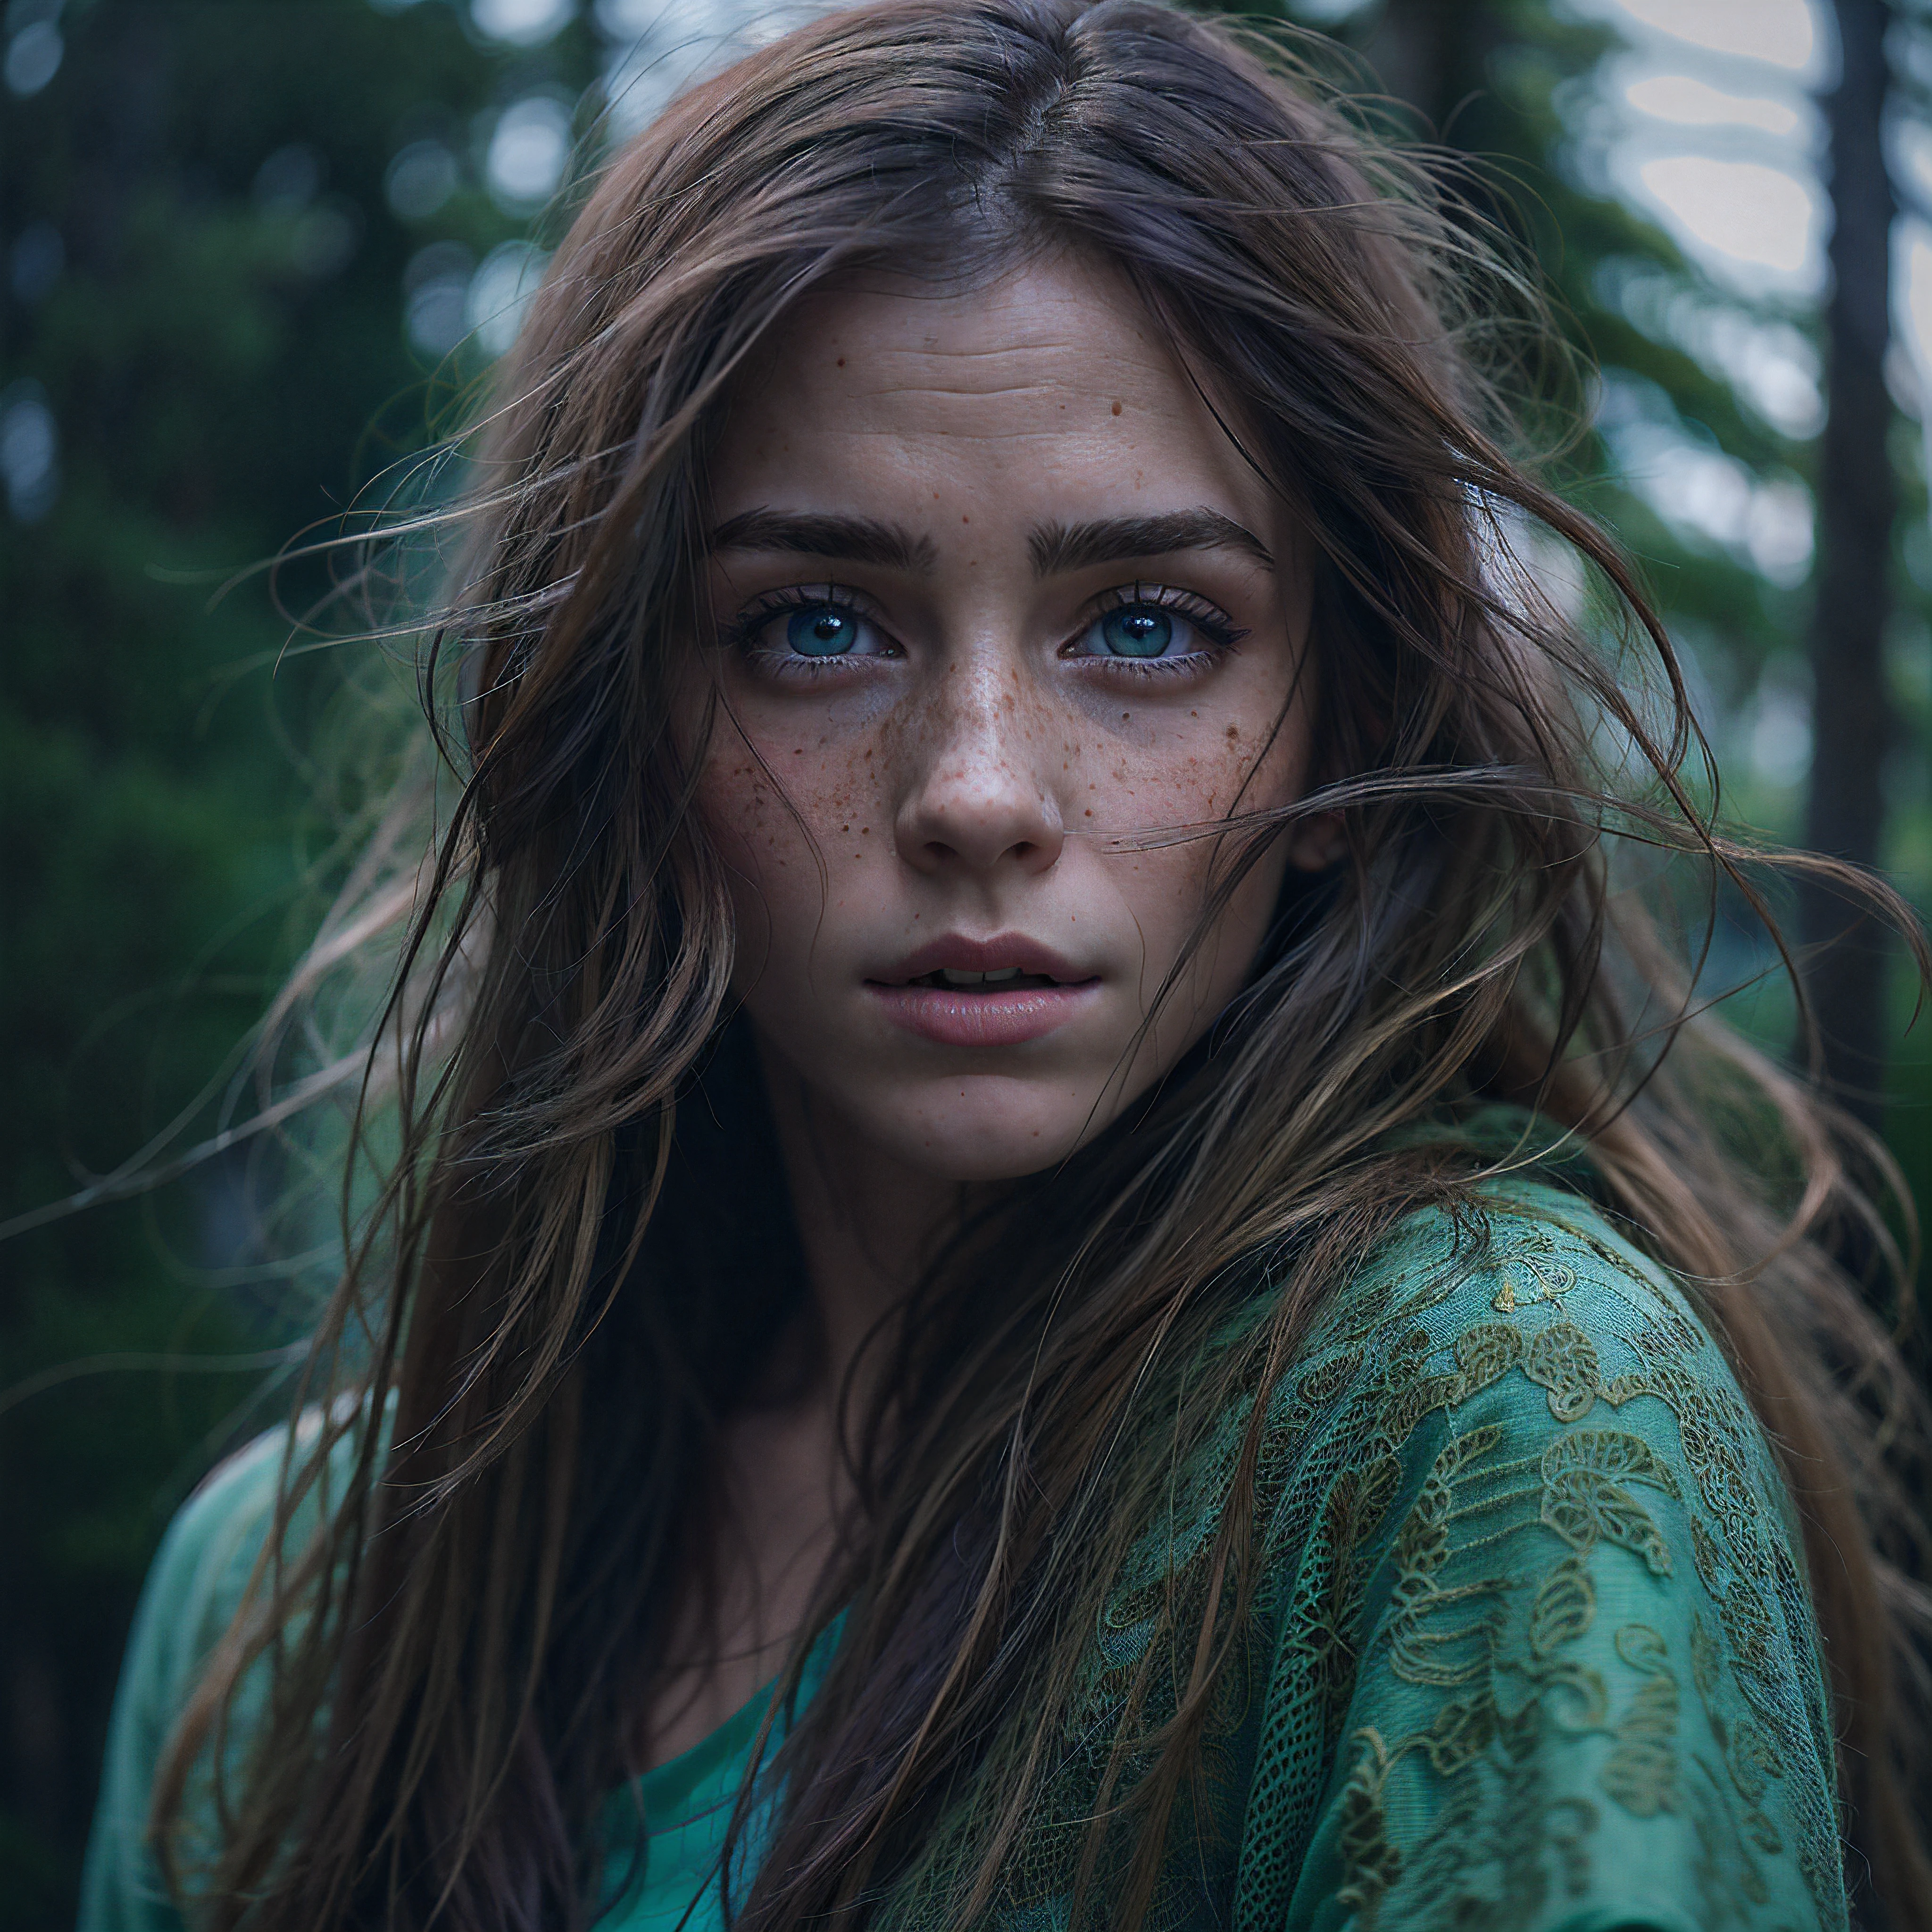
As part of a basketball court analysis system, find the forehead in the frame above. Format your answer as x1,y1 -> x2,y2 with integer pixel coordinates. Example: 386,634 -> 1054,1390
709,254 -> 1274,525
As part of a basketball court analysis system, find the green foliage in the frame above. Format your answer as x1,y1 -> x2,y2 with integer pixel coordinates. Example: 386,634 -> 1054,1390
1281,1 -> 1932,1364
0,2 -> 599,1919
1285,0 -> 1818,700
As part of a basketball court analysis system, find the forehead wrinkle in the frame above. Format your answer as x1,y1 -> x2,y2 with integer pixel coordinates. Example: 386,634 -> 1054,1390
841,342 -> 1162,398
837,374 -> 1100,409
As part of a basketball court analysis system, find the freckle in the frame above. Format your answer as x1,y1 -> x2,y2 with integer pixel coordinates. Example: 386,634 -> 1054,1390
962,515 -> 970,524
1111,400 -> 1122,416
1085,808 -> 1093,817
836,357 -> 846,366
1225,724 -> 1239,741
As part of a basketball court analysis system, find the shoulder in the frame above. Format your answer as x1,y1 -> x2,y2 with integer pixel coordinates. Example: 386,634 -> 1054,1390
1237,1182 -> 1847,1930
1277,1176 -> 1795,1521
80,1412 -> 351,1932
142,1424 -> 295,1674
99,1423 -> 297,1791
1266,1178 -> 1824,1736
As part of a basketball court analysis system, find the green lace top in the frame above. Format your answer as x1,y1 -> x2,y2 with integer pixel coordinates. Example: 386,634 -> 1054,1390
83,1177 -> 1844,1931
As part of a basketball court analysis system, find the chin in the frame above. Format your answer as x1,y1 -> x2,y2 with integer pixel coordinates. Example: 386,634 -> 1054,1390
874,1080 -> 1104,1183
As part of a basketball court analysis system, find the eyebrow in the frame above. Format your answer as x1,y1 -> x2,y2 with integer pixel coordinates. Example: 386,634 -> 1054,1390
1029,509 -> 1274,575
706,504 -> 1274,577
708,509 -> 939,574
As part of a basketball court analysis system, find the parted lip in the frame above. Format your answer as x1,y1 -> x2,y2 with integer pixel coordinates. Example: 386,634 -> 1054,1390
869,933 -> 1095,986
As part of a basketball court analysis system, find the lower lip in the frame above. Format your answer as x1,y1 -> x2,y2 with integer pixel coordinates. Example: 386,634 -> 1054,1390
866,981 -> 1099,1048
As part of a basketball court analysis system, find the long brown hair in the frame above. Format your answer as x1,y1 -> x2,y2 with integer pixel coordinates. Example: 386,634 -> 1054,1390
157,1 -> 1932,1925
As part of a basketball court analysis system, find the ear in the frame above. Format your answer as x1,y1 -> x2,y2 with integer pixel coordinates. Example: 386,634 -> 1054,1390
1284,809 -> 1345,873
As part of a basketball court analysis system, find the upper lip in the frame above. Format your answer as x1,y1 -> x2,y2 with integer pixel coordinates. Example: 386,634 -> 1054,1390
870,934 -> 1094,986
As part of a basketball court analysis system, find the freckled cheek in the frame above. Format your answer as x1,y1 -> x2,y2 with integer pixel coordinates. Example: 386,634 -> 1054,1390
1083,724 -> 1287,834
689,752 -> 770,879
693,726 -> 895,883
1079,723 -> 1299,959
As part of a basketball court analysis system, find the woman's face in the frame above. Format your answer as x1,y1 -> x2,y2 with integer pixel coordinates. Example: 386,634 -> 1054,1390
688,253 -> 1325,1183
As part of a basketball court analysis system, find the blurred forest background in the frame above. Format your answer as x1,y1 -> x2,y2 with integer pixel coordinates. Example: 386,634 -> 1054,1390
6,0 -> 1932,1922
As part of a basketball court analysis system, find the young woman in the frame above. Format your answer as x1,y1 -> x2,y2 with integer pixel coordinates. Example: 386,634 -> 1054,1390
81,1 -> 1932,1927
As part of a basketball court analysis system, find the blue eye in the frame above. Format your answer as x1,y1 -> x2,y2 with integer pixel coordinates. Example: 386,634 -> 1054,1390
1099,606 -> 1174,658
787,606 -> 859,657
1067,591 -> 1241,669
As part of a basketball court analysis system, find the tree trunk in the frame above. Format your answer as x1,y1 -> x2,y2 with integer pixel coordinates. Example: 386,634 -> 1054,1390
1802,0 -> 1898,1130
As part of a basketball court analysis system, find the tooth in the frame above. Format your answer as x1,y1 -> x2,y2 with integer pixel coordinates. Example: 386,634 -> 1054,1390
983,966 -> 1021,983
940,968 -> 985,986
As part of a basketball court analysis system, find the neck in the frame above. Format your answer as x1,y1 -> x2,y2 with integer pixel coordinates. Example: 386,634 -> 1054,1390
756,1038 -> 983,1412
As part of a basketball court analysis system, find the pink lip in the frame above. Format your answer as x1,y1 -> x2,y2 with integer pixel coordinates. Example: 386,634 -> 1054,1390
865,933 -> 1100,1048
868,981 -> 1098,1048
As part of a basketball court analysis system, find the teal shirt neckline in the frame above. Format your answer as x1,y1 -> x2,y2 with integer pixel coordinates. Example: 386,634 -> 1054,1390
605,1623 -> 840,1932
641,1674 -> 776,1826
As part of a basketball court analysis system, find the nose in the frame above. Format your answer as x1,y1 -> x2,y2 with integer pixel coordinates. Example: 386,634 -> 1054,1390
893,658 -> 1065,878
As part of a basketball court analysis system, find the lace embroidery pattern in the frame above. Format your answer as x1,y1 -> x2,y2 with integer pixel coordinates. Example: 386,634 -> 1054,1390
881,1189 -> 1842,1932
1242,1194 -> 1840,1931
908,1190 -> 1839,1932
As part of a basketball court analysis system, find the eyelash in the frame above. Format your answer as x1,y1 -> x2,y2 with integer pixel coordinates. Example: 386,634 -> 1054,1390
723,582 -> 1248,678
1070,583 -> 1248,675
724,584 -> 895,678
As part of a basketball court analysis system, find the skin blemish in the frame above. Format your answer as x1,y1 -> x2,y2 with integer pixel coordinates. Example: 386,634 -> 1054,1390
1111,400 -> 1123,416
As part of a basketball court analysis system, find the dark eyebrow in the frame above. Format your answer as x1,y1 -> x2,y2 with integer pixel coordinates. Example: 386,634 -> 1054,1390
1029,509 -> 1274,576
708,508 -> 937,574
